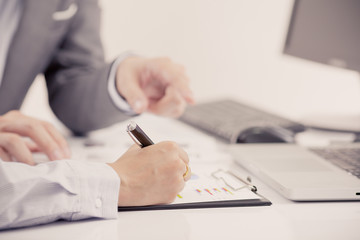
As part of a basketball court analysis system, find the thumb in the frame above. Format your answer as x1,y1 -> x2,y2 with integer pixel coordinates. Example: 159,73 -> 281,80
118,75 -> 148,114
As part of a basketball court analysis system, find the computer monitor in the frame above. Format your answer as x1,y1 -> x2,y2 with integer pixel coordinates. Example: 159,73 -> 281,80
284,0 -> 360,73
284,0 -> 360,133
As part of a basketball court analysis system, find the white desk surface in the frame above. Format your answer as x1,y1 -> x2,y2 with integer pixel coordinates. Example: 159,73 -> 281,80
1,114 -> 360,240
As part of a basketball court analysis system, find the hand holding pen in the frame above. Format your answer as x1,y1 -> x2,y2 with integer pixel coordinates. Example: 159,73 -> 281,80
107,122 -> 191,206
127,121 -> 191,180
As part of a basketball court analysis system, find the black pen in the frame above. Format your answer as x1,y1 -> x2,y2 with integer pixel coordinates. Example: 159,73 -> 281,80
127,122 -> 154,148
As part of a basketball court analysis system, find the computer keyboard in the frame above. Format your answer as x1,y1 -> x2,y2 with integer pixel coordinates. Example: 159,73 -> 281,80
310,147 -> 360,179
179,99 -> 306,143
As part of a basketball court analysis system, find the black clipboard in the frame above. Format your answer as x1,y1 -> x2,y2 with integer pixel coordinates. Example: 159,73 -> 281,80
118,168 -> 271,212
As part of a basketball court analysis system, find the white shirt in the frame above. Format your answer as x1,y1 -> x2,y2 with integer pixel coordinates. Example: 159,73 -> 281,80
0,160 -> 120,230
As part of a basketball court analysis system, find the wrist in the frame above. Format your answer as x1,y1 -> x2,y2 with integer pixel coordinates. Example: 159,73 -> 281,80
107,52 -> 138,115
106,162 -> 133,206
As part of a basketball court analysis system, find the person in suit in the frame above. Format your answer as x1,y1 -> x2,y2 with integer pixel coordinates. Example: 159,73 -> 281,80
0,0 -> 193,229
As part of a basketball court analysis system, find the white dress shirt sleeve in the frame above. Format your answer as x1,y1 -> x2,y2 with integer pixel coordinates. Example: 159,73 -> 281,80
0,160 -> 120,230
107,52 -> 137,115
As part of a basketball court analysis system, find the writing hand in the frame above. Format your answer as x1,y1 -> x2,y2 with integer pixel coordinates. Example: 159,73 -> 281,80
107,141 -> 191,206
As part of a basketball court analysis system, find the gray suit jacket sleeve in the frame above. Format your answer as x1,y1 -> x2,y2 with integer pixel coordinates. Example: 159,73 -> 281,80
44,0 -> 132,134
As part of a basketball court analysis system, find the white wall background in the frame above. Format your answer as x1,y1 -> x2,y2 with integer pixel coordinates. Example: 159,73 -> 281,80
22,0 -> 360,130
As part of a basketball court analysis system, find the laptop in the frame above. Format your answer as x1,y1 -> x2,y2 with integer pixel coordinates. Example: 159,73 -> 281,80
229,143 -> 360,201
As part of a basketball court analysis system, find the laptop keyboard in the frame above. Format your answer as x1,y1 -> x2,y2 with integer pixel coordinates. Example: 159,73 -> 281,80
310,147 -> 360,179
179,99 -> 305,143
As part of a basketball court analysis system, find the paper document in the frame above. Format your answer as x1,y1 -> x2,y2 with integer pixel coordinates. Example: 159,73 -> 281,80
173,164 -> 260,205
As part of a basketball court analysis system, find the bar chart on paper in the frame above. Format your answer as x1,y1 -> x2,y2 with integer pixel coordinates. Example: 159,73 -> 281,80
172,164 -> 261,205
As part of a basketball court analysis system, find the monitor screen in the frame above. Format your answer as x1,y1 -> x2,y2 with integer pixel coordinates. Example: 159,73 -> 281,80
284,0 -> 360,73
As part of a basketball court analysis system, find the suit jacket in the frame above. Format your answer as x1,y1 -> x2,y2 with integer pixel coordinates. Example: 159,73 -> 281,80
0,0 -> 131,134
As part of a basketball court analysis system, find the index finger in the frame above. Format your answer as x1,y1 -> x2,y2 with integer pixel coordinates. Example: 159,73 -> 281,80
149,58 -> 195,104
42,121 -> 71,158
177,145 -> 190,165
167,73 -> 195,104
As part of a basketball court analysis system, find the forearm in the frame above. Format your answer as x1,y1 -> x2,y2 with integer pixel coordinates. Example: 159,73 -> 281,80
0,160 -> 119,230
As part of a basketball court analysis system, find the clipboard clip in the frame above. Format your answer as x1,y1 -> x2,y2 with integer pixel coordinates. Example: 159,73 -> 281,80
211,169 -> 258,193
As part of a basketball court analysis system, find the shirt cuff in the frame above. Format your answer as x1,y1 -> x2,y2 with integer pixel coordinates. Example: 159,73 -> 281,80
66,161 -> 120,221
107,52 -> 137,115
